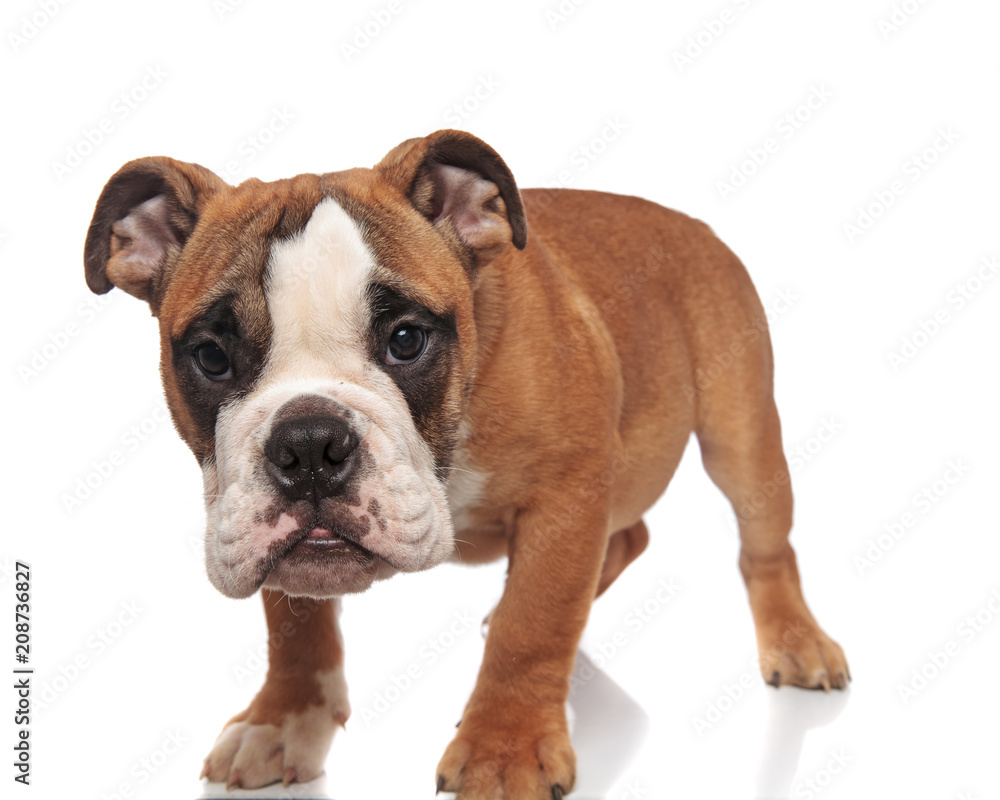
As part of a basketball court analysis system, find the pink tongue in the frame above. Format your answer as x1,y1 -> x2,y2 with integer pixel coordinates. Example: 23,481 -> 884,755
308,527 -> 334,539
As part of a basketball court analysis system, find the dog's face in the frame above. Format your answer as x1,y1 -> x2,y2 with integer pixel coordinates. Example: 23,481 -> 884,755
83,131 -> 526,599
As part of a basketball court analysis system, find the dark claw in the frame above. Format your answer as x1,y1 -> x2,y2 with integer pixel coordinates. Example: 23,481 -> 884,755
552,784 -> 565,800
769,670 -> 781,688
437,774 -> 446,794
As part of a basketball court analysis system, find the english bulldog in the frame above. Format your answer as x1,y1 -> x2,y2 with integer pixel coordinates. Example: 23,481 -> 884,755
83,129 -> 849,799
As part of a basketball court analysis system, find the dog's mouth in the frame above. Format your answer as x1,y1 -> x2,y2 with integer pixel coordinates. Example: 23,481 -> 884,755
291,526 -> 377,562
270,523 -> 379,568
256,519 -> 388,598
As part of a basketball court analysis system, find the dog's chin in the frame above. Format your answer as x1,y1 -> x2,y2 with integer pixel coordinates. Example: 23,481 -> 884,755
261,536 -> 397,597
254,527 -> 398,598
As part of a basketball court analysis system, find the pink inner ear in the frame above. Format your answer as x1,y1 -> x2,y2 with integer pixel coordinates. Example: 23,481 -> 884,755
430,164 -> 505,250
107,195 -> 181,299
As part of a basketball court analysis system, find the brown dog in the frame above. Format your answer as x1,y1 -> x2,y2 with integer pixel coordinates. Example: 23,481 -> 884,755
83,129 -> 848,799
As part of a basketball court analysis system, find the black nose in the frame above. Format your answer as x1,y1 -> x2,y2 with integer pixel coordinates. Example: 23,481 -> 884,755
264,415 -> 358,501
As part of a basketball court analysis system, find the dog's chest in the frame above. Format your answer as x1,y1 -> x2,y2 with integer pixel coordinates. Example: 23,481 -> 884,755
444,456 -> 512,563
445,457 -> 486,532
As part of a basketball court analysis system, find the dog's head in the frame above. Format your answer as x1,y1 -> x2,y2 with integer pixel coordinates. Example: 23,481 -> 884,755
83,130 -> 526,599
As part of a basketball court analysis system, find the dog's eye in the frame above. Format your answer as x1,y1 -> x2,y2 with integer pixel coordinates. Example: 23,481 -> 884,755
194,342 -> 232,379
386,326 -> 427,365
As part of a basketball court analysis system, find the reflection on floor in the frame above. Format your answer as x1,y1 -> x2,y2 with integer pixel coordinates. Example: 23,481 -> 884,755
200,646 -> 849,800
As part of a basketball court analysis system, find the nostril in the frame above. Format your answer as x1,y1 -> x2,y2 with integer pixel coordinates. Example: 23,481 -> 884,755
264,434 -> 301,472
325,431 -> 355,465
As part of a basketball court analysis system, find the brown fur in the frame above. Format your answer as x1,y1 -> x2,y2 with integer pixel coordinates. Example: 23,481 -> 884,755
84,131 -> 848,799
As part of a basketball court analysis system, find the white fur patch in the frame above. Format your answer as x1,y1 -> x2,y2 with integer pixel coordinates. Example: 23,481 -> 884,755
202,665 -> 350,789
446,439 -> 486,534
264,198 -> 375,381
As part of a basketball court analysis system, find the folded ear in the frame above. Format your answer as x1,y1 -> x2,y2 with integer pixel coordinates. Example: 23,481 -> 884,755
83,157 -> 227,305
375,130 -> 527,271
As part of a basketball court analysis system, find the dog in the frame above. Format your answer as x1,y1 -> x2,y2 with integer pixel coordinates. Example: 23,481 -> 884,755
83,129 -> 849,799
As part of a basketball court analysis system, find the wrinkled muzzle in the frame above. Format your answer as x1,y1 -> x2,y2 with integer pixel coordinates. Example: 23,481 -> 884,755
202,379 -> 454,599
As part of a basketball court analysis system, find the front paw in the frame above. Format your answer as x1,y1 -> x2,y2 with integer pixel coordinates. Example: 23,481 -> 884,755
201,669 -> 349,789
436,702 -> 575,800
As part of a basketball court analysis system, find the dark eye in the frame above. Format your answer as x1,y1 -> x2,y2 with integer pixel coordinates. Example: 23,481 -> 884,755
194,342 -> 232,379
386,326 -> 427,365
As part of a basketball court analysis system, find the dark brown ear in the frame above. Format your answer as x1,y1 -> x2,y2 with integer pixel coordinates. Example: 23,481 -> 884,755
83,157 -> 227,305
375,130 -> 526,271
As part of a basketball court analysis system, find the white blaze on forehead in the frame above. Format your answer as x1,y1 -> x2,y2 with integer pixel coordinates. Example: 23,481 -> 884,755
265,197 -> 376,378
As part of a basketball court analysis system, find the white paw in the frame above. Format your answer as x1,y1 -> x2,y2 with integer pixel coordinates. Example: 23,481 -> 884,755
201,668 -> 349,789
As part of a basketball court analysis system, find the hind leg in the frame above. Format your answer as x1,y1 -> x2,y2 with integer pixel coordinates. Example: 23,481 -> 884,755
595,519 -> 650,598
698,396 -> 849,690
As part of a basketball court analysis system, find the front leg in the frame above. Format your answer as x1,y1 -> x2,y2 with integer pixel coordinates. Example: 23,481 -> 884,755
201,589 -> 349,789
437,494 -> 609,800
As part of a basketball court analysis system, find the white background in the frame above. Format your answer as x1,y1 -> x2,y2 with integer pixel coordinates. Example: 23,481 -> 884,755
3,1 -> 999,798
